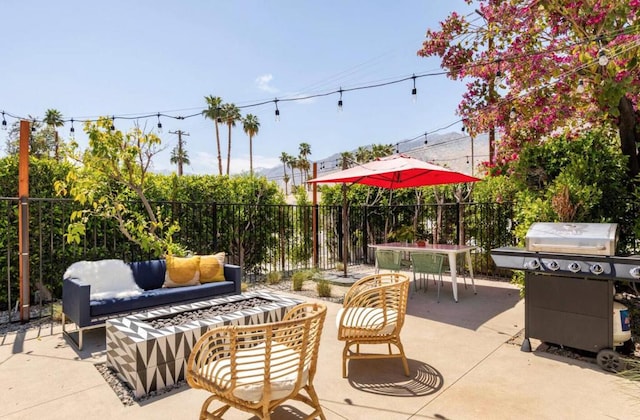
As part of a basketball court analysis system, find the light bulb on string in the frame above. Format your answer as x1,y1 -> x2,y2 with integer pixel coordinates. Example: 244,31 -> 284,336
70,118 -> 75,136
31,119 -> 36,132
598,48 -> 609,66
337,88 -> 343,112
576,79 -> 585,93
110,116 -> 115,131
156,113 -> 163,133
423,132 -> 428,145
274,99 -> 280,122
1,112 -> 7,130
411,74 -> 417,103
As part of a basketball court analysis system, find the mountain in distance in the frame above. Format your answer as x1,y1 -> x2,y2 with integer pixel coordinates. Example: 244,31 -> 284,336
257,131 -> 489,186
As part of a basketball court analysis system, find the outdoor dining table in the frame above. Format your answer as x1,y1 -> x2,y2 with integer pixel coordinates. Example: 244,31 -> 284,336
368,242 -> 477,302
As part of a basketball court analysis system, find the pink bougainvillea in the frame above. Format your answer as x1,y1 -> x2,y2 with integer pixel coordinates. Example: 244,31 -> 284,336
418,0 -> 640,176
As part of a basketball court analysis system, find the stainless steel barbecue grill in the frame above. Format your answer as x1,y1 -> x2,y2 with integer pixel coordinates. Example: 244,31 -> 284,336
491,222 -> 637,371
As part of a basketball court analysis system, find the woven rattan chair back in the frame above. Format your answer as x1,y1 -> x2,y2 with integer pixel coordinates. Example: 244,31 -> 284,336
336,272 -> 410,378
187,302 -> 327,420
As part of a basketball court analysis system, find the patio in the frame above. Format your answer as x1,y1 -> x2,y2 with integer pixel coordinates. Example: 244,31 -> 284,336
1,272 -> 639,419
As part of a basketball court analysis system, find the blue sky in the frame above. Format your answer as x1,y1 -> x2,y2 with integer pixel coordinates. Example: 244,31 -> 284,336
2,0 -> 477,175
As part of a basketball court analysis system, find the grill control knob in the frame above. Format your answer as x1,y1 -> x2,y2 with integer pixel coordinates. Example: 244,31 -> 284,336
524,259 -> 540,270
546,260 -> 560,271
630,267 -> 640,279
568,262 -> 582,273
590,263 -> 604,275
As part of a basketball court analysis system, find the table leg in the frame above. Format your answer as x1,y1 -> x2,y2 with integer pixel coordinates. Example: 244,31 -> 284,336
466,251 -> 477,294
449,253 -> 458,302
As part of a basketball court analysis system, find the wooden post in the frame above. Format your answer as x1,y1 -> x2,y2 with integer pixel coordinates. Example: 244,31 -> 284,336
18,120 -> 30,322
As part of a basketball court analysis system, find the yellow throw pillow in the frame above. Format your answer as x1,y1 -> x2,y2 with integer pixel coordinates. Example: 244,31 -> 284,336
163,255 -> 201,287
199,252 -> 226,283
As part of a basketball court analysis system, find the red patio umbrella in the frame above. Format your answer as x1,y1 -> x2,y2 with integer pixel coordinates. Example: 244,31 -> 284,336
307,154 -> 481,188
307,154 -> 481,277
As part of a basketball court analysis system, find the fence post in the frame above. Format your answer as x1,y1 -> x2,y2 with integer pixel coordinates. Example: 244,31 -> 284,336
19,120 -> 30,322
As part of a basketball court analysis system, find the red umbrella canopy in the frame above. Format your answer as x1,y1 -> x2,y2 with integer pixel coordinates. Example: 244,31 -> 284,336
308,154 -> 481,189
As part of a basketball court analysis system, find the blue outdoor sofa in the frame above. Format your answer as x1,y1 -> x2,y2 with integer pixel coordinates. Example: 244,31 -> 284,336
62,258 -> 242,349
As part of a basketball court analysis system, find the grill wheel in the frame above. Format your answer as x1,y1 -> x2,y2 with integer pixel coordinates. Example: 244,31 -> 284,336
596,349 -> 626,372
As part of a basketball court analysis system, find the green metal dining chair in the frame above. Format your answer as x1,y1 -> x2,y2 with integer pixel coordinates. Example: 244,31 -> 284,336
410,252 -> 445,301
375,249 -> 402,273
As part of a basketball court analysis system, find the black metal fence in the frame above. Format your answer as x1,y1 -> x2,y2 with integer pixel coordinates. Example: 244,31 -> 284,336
0,197 -> 517,323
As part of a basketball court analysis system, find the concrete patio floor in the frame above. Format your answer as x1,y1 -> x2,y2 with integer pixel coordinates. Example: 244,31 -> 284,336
1,274 -> 640,419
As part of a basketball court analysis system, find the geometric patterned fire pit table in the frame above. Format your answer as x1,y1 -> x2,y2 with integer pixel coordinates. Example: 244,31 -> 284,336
105,291 -> 304,397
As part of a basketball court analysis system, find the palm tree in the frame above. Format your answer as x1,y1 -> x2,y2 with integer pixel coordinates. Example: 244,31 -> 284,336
283,173 -> 290,195
288,157 -> 298,188
202,95 -> 224,175
221,103 -> 241,176
170,141 -> 190,176
242,114 -> 260,176
44,108 -> 64,161
280,152 -> 291,193
298,142 -> 312,185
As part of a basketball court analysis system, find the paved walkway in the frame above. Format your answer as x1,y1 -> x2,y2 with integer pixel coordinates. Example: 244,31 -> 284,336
1,275 -> 639,419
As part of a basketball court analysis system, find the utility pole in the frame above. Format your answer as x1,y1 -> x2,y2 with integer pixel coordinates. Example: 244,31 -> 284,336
169,130 -> 189,176
476,8 -> 496,165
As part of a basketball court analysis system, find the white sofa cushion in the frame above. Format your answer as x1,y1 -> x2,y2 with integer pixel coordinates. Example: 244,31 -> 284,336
64,259 -> 143,300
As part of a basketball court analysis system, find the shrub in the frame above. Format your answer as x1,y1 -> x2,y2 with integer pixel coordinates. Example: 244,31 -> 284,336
316,279 -> 332,297
266,271 -> 282,285
291,270 -> 313,291
291,271 -> 306,291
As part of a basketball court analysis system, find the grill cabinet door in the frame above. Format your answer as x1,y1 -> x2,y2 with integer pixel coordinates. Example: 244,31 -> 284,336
525,273 -> 613,352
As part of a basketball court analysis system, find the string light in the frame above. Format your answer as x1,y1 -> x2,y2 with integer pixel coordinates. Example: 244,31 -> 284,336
1,112 -> 6,130
337,88 -> 343,112
1,28 -> 637,135
156,113 -> 163,133
274,99 -> 280,122
411,74 -> 417,103
70,118 -> 75,136
598,48 -> 609,66
110,116 -> 115,131
576,79 -> 585,93
31,119 -> 36,132
495,59 -> 504,82
423,132 -> 428,144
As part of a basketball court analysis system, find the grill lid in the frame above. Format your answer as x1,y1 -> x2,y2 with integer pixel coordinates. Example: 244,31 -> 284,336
525,222 -> 618,256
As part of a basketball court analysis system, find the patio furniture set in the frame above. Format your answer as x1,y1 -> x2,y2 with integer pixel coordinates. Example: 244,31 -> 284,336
61,255 -> 418,419
370,243 -> 477,302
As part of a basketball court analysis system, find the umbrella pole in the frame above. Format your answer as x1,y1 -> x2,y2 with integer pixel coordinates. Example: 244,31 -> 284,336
342,180 -> 348,277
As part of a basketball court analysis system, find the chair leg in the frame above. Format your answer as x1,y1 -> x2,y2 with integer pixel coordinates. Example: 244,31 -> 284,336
342,344 -> 349,378
396,339 -> 410,377
200,394 -> 230,419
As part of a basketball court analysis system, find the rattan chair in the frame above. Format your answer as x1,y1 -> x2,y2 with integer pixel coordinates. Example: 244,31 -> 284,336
336,272 -> 410,378
410,252 -> 445,300
375,249 -> 402,273
187,302 -> 327,420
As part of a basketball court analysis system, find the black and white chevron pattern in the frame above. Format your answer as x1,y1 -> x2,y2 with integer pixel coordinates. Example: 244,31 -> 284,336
106,291 -> 303,397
